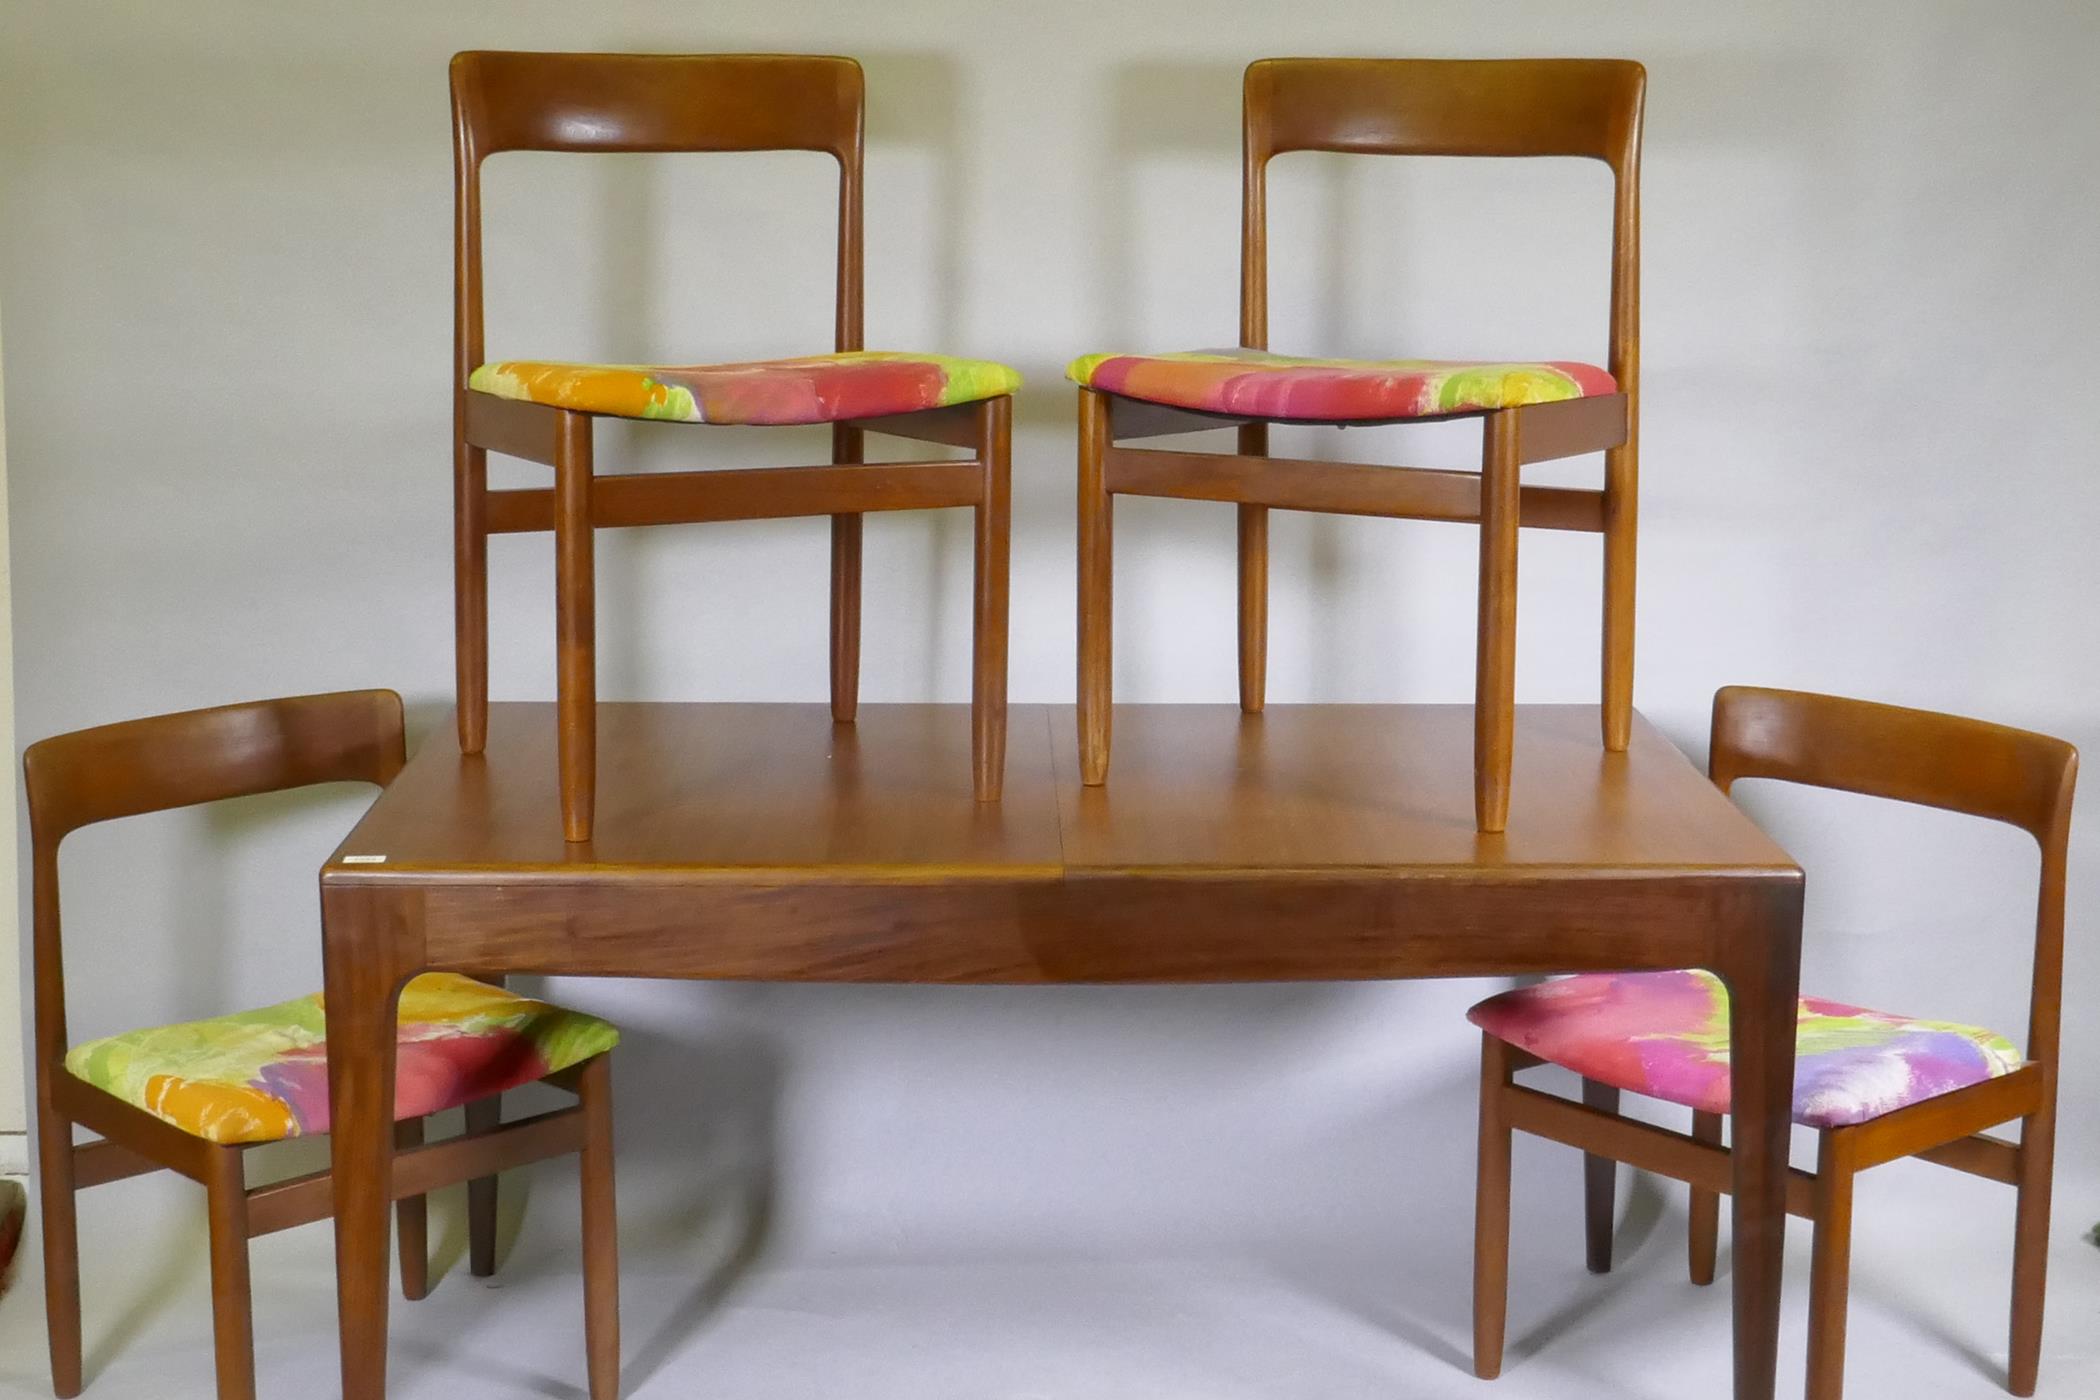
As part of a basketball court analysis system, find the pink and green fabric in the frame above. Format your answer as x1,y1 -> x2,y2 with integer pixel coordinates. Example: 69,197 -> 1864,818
1066,347 -> 1615,421
1467,970 -> 2024,1129
470,350 -> 1021,427
65,973 -> 619,1145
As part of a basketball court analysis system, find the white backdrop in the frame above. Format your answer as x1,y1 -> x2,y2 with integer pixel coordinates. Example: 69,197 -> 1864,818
4,2 -> 2099,1395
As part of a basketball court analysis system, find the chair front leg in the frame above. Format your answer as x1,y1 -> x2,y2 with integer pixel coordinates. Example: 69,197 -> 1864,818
203,1148 -> 256,1400
1474,1034 -> 1516,1379
830,423 -> 865,727
1806,1129 -> 1858,1400
2009,1091 -> 2057,1396
553,410 -> 597,843
577,1056 -> 621,1400
455,432 -> 490,755
971,397 -> 1012,801
1236,425 -> 1269,715
1475,410 -> 1522,833
1076,389 -> 1114,785
1600,434 -> 1637,752
38,1102 -> 84,1398
1582,1078 -> 1619,1274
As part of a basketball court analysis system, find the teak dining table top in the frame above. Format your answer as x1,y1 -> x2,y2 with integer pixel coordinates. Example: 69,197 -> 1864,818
318,701 -> 1804,1399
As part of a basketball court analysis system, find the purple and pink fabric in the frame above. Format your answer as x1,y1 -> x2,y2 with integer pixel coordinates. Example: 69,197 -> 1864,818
470,350 -> 1020,427
1066,347 -> 1616,421
1467,969 -> 2024,1129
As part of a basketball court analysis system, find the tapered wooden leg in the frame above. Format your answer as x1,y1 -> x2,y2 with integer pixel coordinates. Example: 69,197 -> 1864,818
1474,1034 -> 1515,1380
1076,389 -> 1114,785
204,1148 -> 256,1400
1724,883 -> 1803,1400
394,1119 -> 428,1301
829,423 -> 865,727
1582,1077 -> 1619,1274
1600,434 -> 1637,752
323,885 -> 412,1400
971,397 -> 1011,802
554,410 -> 597,843
1690,1109 -> 1724,1285
1806,1131 -> 1857,1400
455,435 -> 489,755
465,1094 -> 502,1278
2008,1092 -> 2056,1397
37,1103 -> 83,1399
1236,423 -> 1269,715
577,1056 -> 621,1400
1475,410 -> 1521,833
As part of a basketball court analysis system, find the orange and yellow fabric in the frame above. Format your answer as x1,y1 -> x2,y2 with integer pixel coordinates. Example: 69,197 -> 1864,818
470,350 -> 1021,427
65,973 -> 618,1145
1066,347 -> 1614,422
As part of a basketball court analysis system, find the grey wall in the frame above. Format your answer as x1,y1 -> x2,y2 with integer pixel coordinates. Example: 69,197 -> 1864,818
3,0 -> 2097,1284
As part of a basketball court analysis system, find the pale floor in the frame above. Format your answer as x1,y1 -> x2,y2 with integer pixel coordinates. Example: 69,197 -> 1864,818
2,1144 -> 2097,1400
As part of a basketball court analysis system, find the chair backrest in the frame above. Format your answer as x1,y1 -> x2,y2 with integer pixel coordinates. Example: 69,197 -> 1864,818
21,691 -> 406,1095
1239,57 -> 1645,392
450,51 -> 868,394
1709,686 -> 2078,1070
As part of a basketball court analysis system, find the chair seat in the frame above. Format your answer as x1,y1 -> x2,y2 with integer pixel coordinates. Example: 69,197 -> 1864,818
1467,970 -> 2023,1129
64,973 -> 619,1145
1066,347 -> 1615,422
469,350 -> 1021,427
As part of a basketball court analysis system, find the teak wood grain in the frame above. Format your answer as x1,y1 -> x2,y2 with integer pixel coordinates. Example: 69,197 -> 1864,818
1074,57 -> 1644,833
318,699 -> 1803,1400
452,51 -> 1012,841
24,693 -> 618,1400
1472,687 -> 2077,1400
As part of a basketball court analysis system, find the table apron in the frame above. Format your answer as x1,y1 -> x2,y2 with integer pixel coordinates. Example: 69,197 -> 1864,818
396,870 -> 1795,984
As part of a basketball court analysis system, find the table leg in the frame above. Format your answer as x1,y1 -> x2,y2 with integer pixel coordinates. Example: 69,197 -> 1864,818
1723,881 -> 1805,1400
323,884 -> 415,1400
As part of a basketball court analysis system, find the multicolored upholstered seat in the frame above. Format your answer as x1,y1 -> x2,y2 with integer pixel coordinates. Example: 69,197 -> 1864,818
1467,969 -> 2024,1130
65,972 -> 619,1145
470,351 -> 1022,427
1066,347 -> 1615,422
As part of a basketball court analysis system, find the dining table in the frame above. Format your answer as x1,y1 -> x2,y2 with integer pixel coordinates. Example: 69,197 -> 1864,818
318,699 -> 1803,1399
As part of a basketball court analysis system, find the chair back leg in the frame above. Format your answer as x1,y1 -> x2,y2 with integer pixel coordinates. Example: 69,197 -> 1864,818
465,1093 -> 504,1277
1688,1109 -> 1724,1285
394,1119 -> 429,1301
2008,1099 -> 2056,1396
1581,1078 -> 1620,1273
577,1056 -> 621,1400
1473,1034 -> 1516,1379
37,1108 -> 84,1399
203,1149 -> 256,1400
1806,1129 -> 1859,1400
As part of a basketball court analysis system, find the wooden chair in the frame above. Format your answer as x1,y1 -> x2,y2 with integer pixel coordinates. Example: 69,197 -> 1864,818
453,51 -> 1019,842
1070,58 -> 1643,832
1469,686 -> 2077,1400
26,691 -> 622,1400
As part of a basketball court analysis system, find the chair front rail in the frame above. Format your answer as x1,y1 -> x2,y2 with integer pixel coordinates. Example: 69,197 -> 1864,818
1104,444 -> 1606,533
244,1101 -> 589,1239
485,460 -> 986,533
